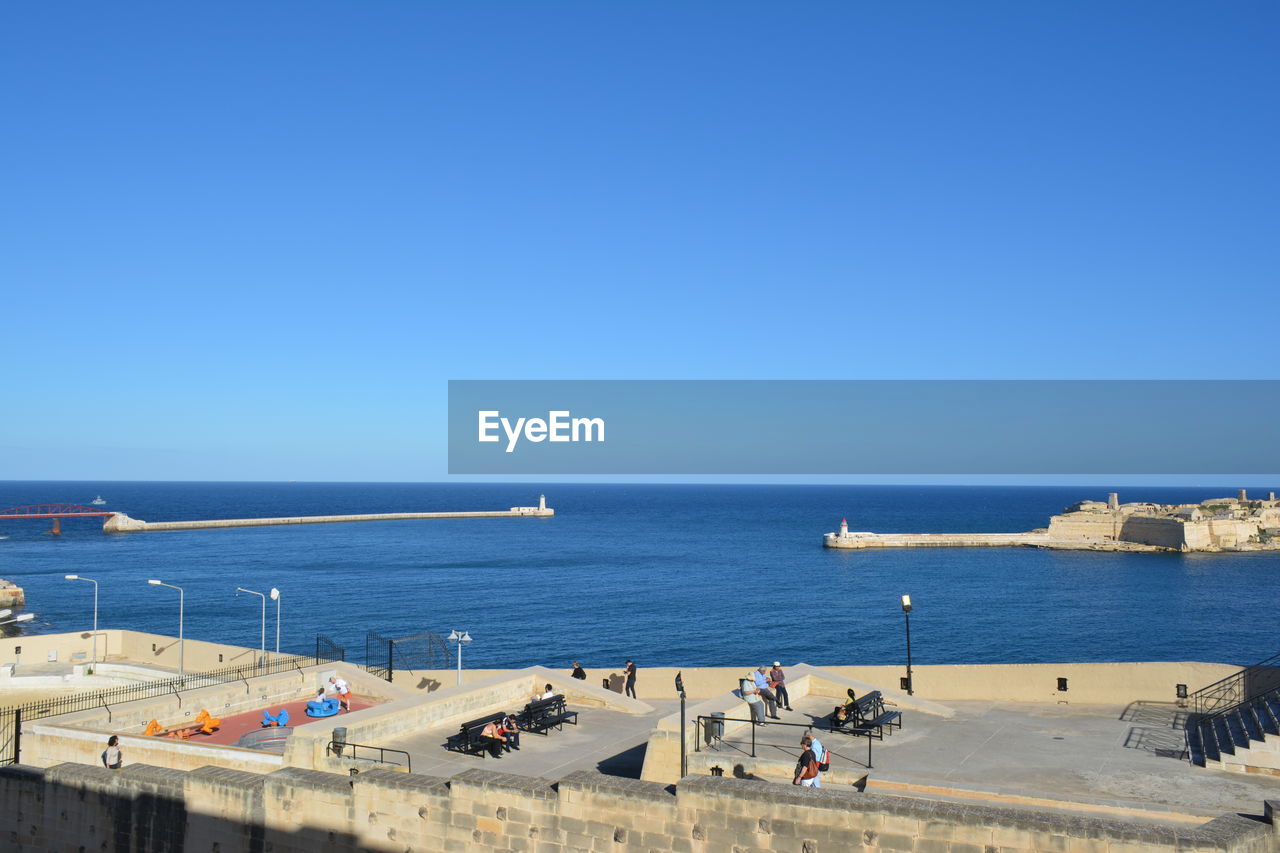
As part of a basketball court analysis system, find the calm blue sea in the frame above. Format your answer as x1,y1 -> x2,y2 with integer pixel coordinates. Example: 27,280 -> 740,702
1,483 -> 1277,670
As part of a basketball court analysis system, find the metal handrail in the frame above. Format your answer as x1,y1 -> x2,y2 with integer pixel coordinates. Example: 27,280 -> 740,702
694,714 -> 874,769
1190,650 -> 1280,717
328,740 -> 411,773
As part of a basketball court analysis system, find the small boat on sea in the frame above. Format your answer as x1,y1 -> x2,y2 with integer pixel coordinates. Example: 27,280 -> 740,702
91,496 -> 107,506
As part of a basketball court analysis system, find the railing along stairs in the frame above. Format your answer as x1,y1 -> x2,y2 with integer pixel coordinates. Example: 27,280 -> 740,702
1185,651 -> 1280,768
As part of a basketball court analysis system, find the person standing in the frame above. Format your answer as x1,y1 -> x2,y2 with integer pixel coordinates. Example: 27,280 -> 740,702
740,672 -> 765,723
571,661 -> 587,680
807,729 -> 828,774
328,676 -> 351,712
101,735 -> 123,770
794,735 -> 821,787
770,662 -> 792,711
754,665 -> 779,719
624,660 -> 637,699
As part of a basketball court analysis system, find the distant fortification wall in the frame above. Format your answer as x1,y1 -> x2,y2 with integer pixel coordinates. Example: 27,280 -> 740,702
2,763 -> 1276,853
1045,512 -> 1123,542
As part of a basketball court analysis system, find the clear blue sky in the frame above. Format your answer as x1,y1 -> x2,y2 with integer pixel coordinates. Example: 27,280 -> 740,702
2,2 -> 1276,483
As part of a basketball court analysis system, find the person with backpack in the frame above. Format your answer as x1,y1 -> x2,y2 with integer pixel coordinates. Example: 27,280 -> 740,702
807,730 -> 831,774
793,735 -> 821,787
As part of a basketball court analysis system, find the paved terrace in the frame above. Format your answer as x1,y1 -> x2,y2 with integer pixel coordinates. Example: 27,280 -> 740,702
688,694 -> 1280,823
383,700 -> 681,778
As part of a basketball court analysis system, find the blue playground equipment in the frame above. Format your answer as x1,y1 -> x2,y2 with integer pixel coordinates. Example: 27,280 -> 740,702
261,708 -> 291,727
306,696 -> 341,717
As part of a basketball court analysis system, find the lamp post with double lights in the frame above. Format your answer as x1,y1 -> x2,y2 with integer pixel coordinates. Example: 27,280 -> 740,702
148,580 -> 185,676
64,575 -> 100,665
236,587 -> 267,667
270,588 -> 281,655
901,594 -> 914,696
447,630 -> 472,685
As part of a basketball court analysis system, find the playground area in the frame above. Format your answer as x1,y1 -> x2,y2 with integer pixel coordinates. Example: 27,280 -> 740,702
145,693 -> 380,748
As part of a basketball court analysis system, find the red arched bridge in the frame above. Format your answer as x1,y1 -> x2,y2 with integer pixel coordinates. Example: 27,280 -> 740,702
0,505 -> 118,535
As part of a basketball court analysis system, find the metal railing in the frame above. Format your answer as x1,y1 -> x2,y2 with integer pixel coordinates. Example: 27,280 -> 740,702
1190,651 -> 1280,718
328,740 -> 411,773
694,714 -> 875,769
315,635 -> 345,665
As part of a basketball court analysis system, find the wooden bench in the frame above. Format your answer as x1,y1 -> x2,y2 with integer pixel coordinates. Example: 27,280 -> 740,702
444,712 -> 506,757
518,695 -> 578,734
830,690 -> 902,739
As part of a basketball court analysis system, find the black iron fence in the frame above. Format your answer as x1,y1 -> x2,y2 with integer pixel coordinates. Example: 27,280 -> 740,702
1190,651 -> 1280,717
1,644 -> 346,766
315,634 -> 345,665
364,631 -> 448,682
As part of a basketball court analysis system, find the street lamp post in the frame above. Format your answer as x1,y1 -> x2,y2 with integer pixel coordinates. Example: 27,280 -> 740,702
901,594 -> 913,696
148,580 -> 185,676
64,575 -> 100,665
270,588 -> 281,655
236,587 -> 267,668
0,613 -> 34,627
675,671 -> 687,778
447,630 -> 472,685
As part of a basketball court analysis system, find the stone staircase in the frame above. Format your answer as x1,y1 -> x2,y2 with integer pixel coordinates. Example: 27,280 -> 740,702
1186,658 -> 1280,775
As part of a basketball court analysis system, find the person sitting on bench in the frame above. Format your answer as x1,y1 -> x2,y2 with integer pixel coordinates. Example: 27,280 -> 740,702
829,689 -> 858,728
501,713 -> 521,752
480,719 -> 506,758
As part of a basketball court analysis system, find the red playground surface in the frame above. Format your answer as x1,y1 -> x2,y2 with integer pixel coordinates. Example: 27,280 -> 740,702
172,695 -> 378,747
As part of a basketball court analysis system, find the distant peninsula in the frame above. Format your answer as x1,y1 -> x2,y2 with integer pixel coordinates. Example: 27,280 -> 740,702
824,490 -> 1280,553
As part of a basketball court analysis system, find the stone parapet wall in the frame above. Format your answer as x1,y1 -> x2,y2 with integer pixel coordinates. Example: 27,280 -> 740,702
0,629 -> 309,674
1,762 -> 1276,853
407,661 -> 1239,705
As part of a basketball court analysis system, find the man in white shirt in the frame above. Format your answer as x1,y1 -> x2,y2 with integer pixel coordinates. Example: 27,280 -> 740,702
328,676 -> 351,712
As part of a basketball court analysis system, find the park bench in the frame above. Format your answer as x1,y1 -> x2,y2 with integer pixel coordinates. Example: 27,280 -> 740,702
518,695 -> 578,734
830,690 -> 901,739
444,711 -> 507,757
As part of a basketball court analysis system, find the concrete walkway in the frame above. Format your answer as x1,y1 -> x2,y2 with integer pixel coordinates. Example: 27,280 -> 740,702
689,696 -> 1280,822
386,700 -> 681,780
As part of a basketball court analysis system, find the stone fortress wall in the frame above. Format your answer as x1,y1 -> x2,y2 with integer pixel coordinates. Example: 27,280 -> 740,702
829,490 -> 1280,552
3,762 -> 1277,853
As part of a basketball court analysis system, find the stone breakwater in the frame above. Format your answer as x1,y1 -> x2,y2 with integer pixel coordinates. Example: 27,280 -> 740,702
822,530 -> 1169,552
104,505 -> 553,533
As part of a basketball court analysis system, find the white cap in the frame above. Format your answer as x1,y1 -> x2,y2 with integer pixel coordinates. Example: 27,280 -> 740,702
773,661 -> 781,667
